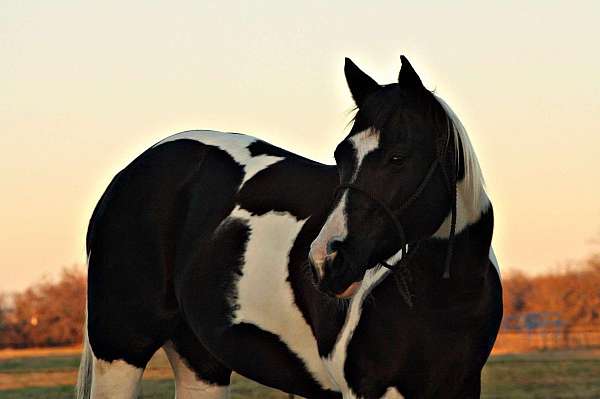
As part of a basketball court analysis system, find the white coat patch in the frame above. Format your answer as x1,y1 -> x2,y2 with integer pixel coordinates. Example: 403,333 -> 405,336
382,387 -> 406,398
323,248 -> 403,398
433,182 -> 491,238
163,341 -> 229,399
91,356 -> 143,398
156,130 -> 284,187
222,207 -> 336,390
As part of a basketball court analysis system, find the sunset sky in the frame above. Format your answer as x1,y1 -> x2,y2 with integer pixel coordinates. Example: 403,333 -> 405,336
1,1 -> 599,292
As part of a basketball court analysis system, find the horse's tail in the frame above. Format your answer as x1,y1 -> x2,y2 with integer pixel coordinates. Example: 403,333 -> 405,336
76,315 -> 93,399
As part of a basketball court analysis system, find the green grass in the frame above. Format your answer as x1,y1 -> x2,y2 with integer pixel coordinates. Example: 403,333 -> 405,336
0,377 -> 288,399
140,374 -> 290,399
0,385 -> 75,399
481,353 -> 600,398
0,356 -> 80,374
1,350 -> 599,398
229,375 -> 288,399
0,382 -> 177,399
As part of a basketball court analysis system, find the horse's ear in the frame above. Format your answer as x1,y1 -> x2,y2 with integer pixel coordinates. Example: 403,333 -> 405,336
344,58 -> 380,107
398,55 -> 424,90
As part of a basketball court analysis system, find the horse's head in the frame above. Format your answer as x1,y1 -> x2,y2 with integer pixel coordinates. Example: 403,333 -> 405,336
309,56 -> 460,298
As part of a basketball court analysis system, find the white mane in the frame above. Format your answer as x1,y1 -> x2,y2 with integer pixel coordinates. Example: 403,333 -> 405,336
433,96 -> 490,236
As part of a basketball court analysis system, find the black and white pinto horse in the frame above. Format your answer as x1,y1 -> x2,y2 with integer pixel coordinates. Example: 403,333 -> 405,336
77,57 -> 502,399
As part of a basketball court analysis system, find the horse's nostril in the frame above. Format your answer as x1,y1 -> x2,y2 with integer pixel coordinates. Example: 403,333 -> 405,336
326,237 -> 344,255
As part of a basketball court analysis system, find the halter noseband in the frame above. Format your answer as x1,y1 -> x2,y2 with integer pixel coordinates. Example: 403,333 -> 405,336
332,127 -> 458,286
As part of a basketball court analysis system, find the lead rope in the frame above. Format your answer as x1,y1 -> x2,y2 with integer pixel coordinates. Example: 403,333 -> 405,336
437,119 -> 458,280
382,240 -> 421,308
441,164 -> 457,279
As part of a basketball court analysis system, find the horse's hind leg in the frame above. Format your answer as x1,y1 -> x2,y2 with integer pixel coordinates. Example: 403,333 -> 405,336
84,248 -> 176,399
164,343 -> 230,399
163,321 -> 231,398
91,356 -> 144,399
84,306 -> 171,399
77,326 -> 148,399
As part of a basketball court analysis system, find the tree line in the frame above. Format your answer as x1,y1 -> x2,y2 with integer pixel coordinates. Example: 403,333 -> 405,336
0,252 -> 599,348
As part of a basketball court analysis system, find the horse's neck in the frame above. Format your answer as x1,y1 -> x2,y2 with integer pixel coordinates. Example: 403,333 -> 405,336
416,184 -> 494,305
433,178 -> 491,239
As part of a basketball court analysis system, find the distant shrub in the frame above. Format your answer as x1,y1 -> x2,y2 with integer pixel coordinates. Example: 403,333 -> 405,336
502,252 -> 600,332
0,266 -> 86,348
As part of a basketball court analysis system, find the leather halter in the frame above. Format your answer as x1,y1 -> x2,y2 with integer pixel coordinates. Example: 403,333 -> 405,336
332,125 -> 458,286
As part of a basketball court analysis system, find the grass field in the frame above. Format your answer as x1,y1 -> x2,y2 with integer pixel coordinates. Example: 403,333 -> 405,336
0,348 -> 599,398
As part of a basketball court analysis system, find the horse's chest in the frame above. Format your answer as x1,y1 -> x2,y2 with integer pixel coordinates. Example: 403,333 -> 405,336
225,207 -> 336,390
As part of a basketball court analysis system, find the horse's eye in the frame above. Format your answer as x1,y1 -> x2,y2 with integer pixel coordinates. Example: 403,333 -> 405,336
389,154 -> 407,166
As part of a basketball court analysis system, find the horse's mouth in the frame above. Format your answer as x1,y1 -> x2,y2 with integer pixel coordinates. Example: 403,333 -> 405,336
335,280 -> 362,299
331,261 -> 381,299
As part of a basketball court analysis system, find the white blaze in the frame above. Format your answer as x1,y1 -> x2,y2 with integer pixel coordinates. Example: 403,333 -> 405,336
309,128 -> 380,276
348,128 -> 381,181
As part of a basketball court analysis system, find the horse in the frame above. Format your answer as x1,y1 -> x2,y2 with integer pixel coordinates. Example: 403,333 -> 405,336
76,56 -> 502,399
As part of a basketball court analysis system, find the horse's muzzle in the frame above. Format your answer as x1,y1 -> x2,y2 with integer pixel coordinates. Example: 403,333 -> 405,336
309,247 -> 364,298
